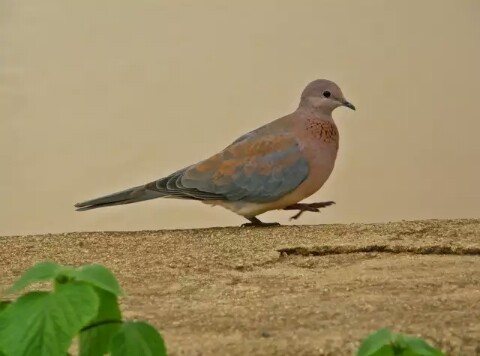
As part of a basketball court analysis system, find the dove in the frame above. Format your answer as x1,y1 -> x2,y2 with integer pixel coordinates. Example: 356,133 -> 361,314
75,79 -> 355,226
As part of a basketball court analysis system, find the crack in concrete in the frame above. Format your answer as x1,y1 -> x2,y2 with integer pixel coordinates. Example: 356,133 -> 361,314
277,245 -> 480,257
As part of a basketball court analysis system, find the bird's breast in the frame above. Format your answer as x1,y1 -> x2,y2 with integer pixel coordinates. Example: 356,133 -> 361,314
300,119 -> 339,165
304,119 -> 339,148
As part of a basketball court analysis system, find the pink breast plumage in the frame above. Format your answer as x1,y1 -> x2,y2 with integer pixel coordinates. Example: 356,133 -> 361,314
305,119 -> 339,147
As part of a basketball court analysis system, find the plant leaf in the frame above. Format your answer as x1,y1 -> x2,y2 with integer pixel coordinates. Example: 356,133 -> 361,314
54,266 -> 77,285
79,288 -> 122,356
0,301 -> 10,356
6,261 -> 62,294
0,301 -> 11,314
74,264 -> 123,296
110,321 -> 166,356
400,336 -> 444,356
357,328 -> 395,356
0,283 -> 98,356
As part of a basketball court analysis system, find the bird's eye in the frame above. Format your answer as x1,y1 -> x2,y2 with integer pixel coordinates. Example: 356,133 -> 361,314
323,91 -> 331,98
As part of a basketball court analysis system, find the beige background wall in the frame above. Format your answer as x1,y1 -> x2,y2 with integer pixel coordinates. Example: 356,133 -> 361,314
1,0 -> 479,236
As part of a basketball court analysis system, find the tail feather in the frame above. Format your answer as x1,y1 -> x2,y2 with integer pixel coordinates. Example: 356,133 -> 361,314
74,185 -> 163,211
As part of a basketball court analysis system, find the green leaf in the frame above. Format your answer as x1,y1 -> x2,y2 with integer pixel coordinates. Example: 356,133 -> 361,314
0,301 -> 11,314
74,264 -> 123,296
400,336 -> 444,356
54,266 -> 77,285
0,283 -> 99,356
6,261 -> 62,294
357,328 -> 395,356
110,321 -> 166,356
79,288 -> 122,356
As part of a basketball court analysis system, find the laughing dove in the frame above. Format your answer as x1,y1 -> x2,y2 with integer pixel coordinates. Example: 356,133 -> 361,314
75,79 -> 355,226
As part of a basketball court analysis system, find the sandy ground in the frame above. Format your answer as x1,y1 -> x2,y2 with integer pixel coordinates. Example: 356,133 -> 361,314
1,219 -> 479,355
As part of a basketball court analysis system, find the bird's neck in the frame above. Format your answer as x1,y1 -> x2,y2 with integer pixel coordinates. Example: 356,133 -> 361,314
295,106 -> 335,123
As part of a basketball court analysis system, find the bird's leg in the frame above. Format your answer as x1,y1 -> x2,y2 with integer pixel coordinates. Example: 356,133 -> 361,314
283,201 -> 335,220
241,216 -> 281,227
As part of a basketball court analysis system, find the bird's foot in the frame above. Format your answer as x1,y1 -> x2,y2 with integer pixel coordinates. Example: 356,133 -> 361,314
283,201 -> 335,220
241,217 -> 281,227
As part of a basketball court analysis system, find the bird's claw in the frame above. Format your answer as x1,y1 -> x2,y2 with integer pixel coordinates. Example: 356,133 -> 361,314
284,201 -> 335,220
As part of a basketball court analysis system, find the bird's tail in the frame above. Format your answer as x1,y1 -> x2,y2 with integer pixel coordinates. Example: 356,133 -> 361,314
74,185 -> 164,211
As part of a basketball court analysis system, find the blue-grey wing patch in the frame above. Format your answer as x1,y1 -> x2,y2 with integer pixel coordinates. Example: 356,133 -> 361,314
176,134 -> 309,202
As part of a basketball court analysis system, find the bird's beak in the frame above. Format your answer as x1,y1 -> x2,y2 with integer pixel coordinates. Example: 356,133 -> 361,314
341,99 -> 356,111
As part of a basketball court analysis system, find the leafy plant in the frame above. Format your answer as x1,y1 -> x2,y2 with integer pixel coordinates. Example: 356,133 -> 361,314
0,261 -> 166,356
357,328 -> 443,356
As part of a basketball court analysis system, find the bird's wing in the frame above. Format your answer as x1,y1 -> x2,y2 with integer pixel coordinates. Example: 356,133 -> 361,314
146,133 -> 309,203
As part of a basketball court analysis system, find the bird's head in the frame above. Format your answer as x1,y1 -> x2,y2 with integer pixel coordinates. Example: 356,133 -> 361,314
299,79 -> 355,114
